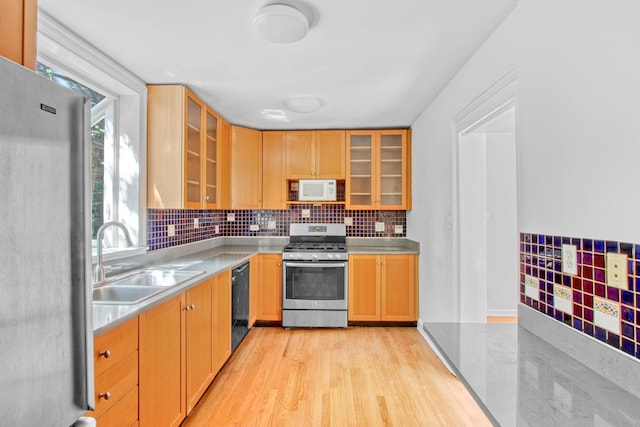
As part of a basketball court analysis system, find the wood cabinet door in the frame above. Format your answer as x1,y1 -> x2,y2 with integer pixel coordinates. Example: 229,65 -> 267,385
346,131 -> 375,209
203,107 -> 219,209
218,118 -> 232,209
376,129 -> 408,210
231,126 -> 262,209
381,255 -> 416,321
0,0 -> 36,69
184,89 -> 204,209
284,130 -> 314,178
262,131 -> 286,209
348,254 -> 381,321
257,254 -> 282,321
315,130 -> 346,179
212,270 -> 231,375
139,294 -> 186,427
185,279 -> 214,414
248,255 -> 258,328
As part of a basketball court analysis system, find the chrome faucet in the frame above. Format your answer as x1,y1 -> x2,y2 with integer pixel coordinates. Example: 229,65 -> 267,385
94,221 -> 134,283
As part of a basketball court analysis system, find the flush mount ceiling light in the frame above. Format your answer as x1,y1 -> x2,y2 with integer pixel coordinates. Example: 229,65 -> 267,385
286,96 -> 323,113
253,3 -> 310,43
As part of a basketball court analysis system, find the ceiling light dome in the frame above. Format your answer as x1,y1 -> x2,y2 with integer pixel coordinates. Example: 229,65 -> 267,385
253,3 -> 309,43
286,96 -> 323,113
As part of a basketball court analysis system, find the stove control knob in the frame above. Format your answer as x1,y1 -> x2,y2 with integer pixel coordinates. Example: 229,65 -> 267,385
327,253 -> 334,259
312,253 -> 319,261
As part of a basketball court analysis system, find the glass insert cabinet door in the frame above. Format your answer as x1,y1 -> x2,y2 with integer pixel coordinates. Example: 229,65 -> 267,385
346,130 -> 408,209
185,95 -> 203,207
204,108 -> 218,207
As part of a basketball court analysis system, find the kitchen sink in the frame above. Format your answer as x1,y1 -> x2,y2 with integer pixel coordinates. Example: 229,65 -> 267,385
109,269 -> 205,287
93,285 -> 163,305
93,269 -> 205,304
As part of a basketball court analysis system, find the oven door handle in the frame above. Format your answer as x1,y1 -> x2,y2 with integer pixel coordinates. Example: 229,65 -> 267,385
282,261 -> 347,268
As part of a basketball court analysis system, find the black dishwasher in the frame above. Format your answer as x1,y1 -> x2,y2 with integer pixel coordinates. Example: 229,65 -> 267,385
231,261 -> 250,351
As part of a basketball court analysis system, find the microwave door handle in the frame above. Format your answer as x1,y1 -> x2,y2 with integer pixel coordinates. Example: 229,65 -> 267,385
283,262 -> 347,268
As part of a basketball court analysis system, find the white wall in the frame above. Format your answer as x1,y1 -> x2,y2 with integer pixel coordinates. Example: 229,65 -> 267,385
409,0 -> 640,322
485,132 -> 518,316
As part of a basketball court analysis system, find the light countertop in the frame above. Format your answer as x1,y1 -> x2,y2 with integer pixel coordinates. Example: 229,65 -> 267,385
93,237 -> 419,335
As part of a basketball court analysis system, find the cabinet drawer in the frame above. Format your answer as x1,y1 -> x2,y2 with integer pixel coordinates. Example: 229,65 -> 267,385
94,317 -> 138,376
91,350 -> 138,418
96,386 -> 139,427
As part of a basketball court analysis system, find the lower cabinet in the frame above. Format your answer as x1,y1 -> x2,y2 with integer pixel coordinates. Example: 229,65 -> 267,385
212,270 -> 231,375
139,274 -> 231,427
256,254 -> 282,321
88,317 -> 139,427
348,254 -> 418,322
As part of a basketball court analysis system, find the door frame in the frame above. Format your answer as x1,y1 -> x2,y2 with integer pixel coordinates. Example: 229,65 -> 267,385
451,69 -> 519,322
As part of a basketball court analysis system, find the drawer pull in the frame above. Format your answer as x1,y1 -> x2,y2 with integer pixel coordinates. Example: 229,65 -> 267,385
98,350 -> 111,358
99,391 -> 111,400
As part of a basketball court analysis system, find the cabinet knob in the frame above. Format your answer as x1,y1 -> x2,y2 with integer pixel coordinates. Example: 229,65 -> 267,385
183,305 -> 190,311
98,350 -> 111,358
99,392 -> 111,400
190,304 -> 196,310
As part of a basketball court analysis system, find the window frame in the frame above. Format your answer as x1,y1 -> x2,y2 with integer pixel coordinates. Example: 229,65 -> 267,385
37,10 -> 148,261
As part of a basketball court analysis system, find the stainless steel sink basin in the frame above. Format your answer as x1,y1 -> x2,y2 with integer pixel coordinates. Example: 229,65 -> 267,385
109,270 -> 205,287
93,269 -> 205,304
93,285 -> 163,305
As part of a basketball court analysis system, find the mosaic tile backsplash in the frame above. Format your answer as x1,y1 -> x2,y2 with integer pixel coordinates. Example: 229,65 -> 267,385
148,206 -> 406,251
520,233 -> 640,359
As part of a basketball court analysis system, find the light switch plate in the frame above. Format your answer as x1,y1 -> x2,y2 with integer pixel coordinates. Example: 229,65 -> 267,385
193,218 -> 199,229
375,222 -> 385,232
250,224 -> 259,231
606,253 -> 628,289
227,213 -> 235,222
561,244 -> 577,275
267,220 -> 276,229
394,225 -> 403,234
301,209 -> 311,218
215,225 -> 220,234
167,224 -> 175,237
344,217 -> 353,226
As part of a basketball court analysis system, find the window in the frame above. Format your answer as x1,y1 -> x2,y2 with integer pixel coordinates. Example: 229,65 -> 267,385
36,62 -> 109,238
37,11 -> 147,259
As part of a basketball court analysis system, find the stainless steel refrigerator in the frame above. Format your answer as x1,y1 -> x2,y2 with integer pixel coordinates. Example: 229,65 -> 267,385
0,57 -> 95,426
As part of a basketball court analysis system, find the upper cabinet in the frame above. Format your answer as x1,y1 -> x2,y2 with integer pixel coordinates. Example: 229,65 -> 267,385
147,85 -> 228,209
284,130 -> 345,179
0,0 -> 37,70
346,129 -> 412,210
262,131 -> 286,209
230,126 -> 262,209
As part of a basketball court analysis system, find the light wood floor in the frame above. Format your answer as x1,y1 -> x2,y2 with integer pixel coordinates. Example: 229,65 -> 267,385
182,327 -> 490,426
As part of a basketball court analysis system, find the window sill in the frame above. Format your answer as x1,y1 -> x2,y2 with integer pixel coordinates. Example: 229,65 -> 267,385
91,246 -> 147,265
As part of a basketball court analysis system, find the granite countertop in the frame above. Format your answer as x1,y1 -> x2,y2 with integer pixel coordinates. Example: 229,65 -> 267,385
93,237 -> 419,335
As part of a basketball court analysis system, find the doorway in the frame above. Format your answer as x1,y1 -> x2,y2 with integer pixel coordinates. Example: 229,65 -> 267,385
455,101 -> 518,322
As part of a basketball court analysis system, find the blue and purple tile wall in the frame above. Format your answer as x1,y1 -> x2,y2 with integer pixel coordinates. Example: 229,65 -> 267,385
520,233 -> 640,359
148,207 -> 406,251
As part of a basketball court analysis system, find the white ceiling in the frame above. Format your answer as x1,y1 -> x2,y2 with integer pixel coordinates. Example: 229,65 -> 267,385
38,0 -> 518,130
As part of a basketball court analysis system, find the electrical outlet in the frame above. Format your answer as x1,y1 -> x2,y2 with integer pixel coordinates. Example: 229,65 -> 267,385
302,209 -> 311,218
215,225 -> 220,234
375,222 -> 385,232
250,224 -> 259,231
606,253 -> 628,289
561,244 -> 577,275
227,213 -> 235,221
193,218 -> 199,229
394,225 -> 403,234
524,274 -> 539,301
167,224 -> 175,237
343,217 -> 353,226
267,220 -> 276,229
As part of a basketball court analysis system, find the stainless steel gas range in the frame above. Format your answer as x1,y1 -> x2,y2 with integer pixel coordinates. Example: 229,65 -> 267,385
282,223 -> 348,328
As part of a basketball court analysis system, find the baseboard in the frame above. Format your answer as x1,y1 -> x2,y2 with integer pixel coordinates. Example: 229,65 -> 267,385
519,303 -> 640,399
486,308 -> 517,317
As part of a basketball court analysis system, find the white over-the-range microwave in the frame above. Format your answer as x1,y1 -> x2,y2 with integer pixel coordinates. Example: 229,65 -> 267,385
298,179 -> 337,201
